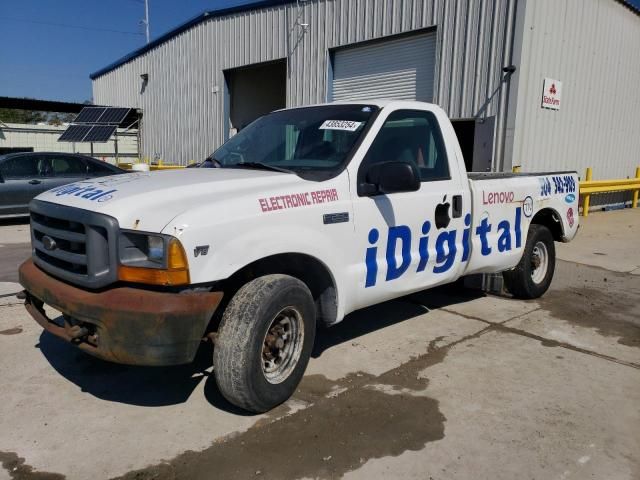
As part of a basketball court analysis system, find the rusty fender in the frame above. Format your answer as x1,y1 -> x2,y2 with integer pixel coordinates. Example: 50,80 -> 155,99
19,259 -> 223,366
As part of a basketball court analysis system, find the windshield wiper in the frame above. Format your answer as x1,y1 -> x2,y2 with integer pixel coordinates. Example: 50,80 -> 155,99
197,157 -> 222,168
229,162 -> 294,174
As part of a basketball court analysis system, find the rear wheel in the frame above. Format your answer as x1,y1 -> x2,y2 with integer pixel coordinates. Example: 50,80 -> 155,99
213,274 -> 316,413
503,224 -> 555,299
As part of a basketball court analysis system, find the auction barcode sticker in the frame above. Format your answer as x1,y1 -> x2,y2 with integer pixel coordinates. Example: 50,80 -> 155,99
319,120 -> 362,132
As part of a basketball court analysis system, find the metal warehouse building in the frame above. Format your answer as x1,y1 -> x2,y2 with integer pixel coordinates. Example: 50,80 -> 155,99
91,0 -> 640,179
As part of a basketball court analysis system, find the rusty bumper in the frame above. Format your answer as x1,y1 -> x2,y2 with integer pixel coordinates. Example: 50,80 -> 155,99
19,259 -> 223,366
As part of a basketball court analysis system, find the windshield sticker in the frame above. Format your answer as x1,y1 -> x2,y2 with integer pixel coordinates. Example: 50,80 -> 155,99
259,189 -> 338,212
319,120 -> 362,132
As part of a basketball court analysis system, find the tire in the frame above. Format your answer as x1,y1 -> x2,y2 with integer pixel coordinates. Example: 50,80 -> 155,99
213,274 -> 316,413
503,224 -> 556,299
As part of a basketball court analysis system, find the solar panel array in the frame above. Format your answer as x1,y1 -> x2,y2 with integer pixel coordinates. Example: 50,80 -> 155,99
74,107 -> 130,125
84,125 -> 117,142
58,106 -> 130,143
58,125 -> 93,142
73,107 -> 105,124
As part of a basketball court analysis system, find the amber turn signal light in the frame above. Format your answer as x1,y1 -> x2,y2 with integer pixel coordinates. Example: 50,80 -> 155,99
118,238 -> 190,286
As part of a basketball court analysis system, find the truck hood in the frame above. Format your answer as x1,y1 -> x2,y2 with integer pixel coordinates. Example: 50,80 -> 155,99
35,169 -> 308,232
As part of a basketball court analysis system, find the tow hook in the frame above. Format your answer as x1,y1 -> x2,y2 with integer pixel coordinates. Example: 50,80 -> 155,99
67,324 -> 90,341
24,291 -> 96,344
62,316 -> 97,344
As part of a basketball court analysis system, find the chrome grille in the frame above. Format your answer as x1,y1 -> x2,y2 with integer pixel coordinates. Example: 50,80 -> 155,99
30,200 -> 119,289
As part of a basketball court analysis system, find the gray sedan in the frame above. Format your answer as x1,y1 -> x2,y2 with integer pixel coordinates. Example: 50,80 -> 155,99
0,152 -> 125,218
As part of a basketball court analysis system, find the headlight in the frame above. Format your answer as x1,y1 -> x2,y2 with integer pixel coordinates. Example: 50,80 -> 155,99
147,235 -> 165,263
118,231 -> 190,286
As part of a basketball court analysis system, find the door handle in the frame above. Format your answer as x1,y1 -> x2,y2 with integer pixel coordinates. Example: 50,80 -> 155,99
29,179 -> 42,185
452,195 -> 463,218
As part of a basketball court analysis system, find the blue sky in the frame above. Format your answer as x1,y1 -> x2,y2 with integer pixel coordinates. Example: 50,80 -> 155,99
0,0 -> 261,102
1,0 -> 639,103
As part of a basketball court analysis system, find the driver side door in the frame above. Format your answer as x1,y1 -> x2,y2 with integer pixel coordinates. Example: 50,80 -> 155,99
348,108 -> 471,311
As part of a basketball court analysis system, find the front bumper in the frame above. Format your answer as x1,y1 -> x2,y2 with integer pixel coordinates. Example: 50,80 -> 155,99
19,259 -> 223,366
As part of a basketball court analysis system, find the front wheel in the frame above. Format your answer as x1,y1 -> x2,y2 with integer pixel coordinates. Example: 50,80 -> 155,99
503,224 -> 556,299
213,274 -> 316,413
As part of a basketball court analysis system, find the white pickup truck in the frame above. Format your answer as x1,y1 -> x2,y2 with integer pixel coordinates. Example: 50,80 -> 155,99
19,100 -> 579,412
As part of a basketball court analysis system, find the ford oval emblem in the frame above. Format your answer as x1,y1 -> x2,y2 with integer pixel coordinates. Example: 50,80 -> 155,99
565,193 -> 576,204
42,235 -> 57,251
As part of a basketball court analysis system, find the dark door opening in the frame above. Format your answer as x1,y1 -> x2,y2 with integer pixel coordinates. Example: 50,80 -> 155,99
451,119 -> 475,172
224,60 -> 287,136
451,117 -> 495,172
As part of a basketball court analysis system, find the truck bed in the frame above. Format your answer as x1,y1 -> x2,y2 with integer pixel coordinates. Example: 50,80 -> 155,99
467,171 -> 577,181
463,169 -> 579,277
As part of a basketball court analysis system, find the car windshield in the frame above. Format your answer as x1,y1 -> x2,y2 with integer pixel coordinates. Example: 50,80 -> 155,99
205,104 -> 378,179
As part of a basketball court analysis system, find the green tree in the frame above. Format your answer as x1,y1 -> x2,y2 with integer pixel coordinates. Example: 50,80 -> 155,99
0,108 -> 46,124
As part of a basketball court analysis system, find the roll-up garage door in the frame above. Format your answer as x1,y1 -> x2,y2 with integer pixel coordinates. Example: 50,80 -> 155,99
331,32 -> 436,103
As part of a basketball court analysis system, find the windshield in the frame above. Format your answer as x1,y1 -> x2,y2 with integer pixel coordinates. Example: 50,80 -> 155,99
206,104 -> 378,179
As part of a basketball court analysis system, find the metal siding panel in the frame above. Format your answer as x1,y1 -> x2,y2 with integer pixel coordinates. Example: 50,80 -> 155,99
511,0 -> 640,181
93,0 -> 516,166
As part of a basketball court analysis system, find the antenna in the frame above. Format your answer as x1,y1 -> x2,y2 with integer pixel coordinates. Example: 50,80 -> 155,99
140,0 -> 150,44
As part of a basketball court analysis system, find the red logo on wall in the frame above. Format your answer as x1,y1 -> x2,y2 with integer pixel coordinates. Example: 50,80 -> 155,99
549,84 -> 557,95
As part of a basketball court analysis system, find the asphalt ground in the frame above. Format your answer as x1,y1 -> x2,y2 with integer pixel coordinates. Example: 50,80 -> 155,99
0,210 -> 638,480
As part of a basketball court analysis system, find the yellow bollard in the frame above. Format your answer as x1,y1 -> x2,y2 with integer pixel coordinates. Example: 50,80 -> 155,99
583,167 -> 593,217
632,167 -> 640,209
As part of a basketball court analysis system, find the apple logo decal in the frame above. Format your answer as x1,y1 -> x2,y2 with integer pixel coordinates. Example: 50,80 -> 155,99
435,195 -> 451,229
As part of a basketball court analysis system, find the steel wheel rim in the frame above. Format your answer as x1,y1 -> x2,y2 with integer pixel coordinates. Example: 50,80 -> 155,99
531,241 -> 549,284
261,307 -> 304,385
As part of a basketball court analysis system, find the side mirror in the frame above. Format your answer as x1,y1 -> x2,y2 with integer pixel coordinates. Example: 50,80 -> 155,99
361,161 -> 420,196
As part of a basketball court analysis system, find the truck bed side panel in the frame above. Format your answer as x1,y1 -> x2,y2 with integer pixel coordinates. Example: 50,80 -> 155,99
465,172 -> 579,276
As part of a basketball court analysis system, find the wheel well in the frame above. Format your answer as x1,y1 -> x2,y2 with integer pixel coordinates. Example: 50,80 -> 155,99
219,253 -> 338,327
531,208 -> 564,241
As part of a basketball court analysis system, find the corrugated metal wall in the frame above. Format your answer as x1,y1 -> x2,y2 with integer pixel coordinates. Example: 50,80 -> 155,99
93,0 -> 516,165
510,0 -> 640,180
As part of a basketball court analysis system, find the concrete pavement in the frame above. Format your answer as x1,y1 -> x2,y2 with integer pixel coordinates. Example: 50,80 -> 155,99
556,209 -> 640,274
0,210 -> 638,479
0,218 -> 31,285
0,217 -> 30,245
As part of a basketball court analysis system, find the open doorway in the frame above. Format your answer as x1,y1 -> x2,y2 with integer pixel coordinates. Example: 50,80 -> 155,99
450,117 -> 495,172
224,59 -> 287,137
451,119 -> 475,171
